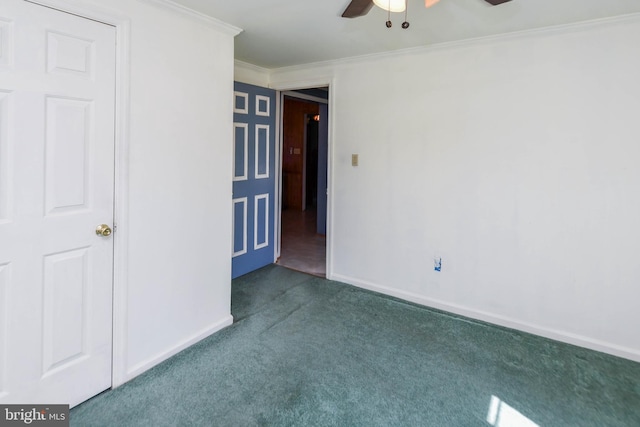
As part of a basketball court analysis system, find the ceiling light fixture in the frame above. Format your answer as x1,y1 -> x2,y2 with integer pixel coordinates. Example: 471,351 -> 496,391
372,0 -> 406,12
373,0 -> 412,29
371,0 -> 444,29
342,0 -> 512,23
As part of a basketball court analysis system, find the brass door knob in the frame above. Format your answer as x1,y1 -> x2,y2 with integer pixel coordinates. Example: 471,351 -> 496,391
96,224 -> 112,237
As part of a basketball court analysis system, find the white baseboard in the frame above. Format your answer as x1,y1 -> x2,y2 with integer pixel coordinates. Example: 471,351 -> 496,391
122,315 -> 234,383
331,273 -> 640,363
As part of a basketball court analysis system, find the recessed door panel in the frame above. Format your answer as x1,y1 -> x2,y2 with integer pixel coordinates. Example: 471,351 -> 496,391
42,247 -> 90,376
256,95 -> 270,117
233,123 -> 248,181
255,125 -> 269,179
254,194 -> 269,250
0,18 -> 14,69
0,91 -> 11,223
0,263 -> 9,399
45,96 -> 92,215
47,31 -> 94,78
233,91 -> 248,114
232,197 -> 247,257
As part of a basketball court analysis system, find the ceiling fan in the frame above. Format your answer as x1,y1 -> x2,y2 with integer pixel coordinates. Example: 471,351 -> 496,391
342,0 -> 512,19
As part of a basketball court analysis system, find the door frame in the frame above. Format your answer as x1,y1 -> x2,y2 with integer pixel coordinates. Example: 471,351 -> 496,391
272,80 -> 334,277
25,0 -> 132,388
302,113 -> 310,211
302,111 -> 321,211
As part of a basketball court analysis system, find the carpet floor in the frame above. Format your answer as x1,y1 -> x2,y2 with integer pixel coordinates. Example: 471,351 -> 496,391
71,265 -> 640,426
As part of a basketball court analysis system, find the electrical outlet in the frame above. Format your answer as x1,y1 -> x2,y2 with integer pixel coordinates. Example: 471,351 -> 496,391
352,154 -> 358,166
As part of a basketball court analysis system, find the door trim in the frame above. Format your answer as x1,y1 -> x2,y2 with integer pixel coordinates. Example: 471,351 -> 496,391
25,0 -> 132,388
272,78 -> 335,279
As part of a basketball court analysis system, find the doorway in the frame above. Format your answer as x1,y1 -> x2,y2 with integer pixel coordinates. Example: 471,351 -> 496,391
277,90 -> 329,277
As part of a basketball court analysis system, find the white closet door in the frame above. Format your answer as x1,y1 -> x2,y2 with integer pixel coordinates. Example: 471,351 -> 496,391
0,0 -> 116,407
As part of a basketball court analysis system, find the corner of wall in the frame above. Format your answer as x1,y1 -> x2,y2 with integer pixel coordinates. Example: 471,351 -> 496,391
234,60 -> 271,87
120,315 -> 233,386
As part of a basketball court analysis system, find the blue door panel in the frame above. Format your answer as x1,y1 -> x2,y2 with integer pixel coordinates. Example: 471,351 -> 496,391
233,124 -> 248,180
255,195 -> 269,248
232,198 -> 247,256
232,82 -> 276,279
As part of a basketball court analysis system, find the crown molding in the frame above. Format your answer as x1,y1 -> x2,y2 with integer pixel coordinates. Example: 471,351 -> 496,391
235,60 -> 270,75
270,12 -> 640,74
234,60 -> 271,87
137,0 -> 242,36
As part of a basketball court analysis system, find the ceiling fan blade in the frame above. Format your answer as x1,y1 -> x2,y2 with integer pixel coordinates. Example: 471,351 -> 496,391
425,0 -> 441,8
342,0 -> 374,18
484,0 -> 512,5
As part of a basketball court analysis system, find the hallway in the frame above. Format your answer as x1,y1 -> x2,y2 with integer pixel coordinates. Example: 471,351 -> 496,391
277,208 -> 326,277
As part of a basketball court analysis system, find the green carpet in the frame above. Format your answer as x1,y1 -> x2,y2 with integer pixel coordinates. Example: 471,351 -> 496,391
71,265 -> 640,426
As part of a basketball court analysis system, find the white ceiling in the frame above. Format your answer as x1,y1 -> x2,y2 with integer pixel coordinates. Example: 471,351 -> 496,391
170,0 -> 640,69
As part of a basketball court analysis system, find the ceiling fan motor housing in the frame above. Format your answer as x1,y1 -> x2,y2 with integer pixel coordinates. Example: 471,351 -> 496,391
342,0 -> 513,18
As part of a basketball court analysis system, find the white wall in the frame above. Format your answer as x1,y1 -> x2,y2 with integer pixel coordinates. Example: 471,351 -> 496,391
270,15 -> 640,361
120,0 -> 238,380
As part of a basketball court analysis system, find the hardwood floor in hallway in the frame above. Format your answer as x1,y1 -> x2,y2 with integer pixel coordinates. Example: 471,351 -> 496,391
277,208 -> 326,277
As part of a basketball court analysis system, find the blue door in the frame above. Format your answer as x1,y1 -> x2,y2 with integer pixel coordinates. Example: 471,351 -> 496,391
232,82 -> 276,278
